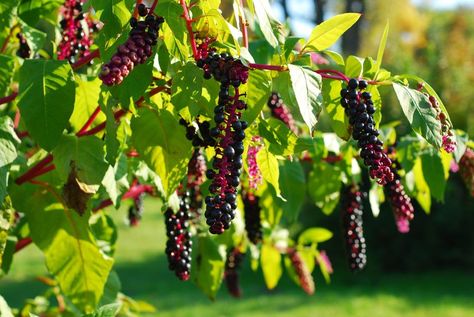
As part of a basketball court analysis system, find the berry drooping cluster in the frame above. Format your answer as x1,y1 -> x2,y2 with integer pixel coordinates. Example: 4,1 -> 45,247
385,146 -> 415,233
287,248 -> 315,295
267,92 -> 298,134
247,136 -> 263,189
58,0 -> 98,62
180,117 -> 217,148
99,4 -> 163,85
341,184 -> 367,271
186,149 -> 207,220
316,250 -> 334,275
427,95 -> 456,153
224,248 -> 244,298
164,199 -> 192,281
242,191 -> 262,244
340,79 -> 394,185
16,33 -> 30,59
459,148 -> 474,197
197,48 -> 249,234
128,192 -> 145,227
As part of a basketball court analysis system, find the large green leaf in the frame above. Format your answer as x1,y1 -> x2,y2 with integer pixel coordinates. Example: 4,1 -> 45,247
0,295 -> 14,317
301,13 -> 361,52
158,1 -> 190,61
11,183 -> 114,312
276,160 -> 305,222
322,79 -> 350,140
298,227 -> 333,245
242,69 -> 272,125
252,0 -> 281,48
0,116 -> 20,169
17,0 -> 63,25
18,19 -> 47,53
258,119 -> 298,156
256,145 -> 281,198
52,135 -> 109,191
70,78 -> 104,133
90,0 -> 132,38
412,158 -> 431,213
421,150 -> 447,202
393,83 -> 442,149
374,21 -> 389,77
0,54 -> 14,96
261,243 -> 282,290
18,60 -> 75,151
307,161 -> 342,215
193,236 -> 226,300
101,154 -> 129,207
288,64 -> 323,132
131,108 -> 193,198
171,62 -> 206,118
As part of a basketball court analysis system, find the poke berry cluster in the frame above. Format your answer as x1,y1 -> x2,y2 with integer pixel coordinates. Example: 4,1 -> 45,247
224,248 -> 244,298
16,33 -> 31,59
186,149 -> 207,221
427,95 -> 456,153
267,92 -> 298,134
341,184 -> 367,271
287,248 -> 315,295
247,136 -> 263,189
459,148 -> 474,197
340,79 -> 394,185
385,147 -> 415,233
316,250 -> 334,274
242,191 -> 262,244
197,47 -> 249,234
180,117 -> 217,148
99,4 -> 164,85
58,0 -> 98,62
164,199 -> 192,281
128,192 -> 145,227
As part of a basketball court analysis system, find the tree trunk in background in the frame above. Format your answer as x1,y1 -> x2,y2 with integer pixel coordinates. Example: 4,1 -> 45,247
315,0 -> 326,24
342,0 -> 365,55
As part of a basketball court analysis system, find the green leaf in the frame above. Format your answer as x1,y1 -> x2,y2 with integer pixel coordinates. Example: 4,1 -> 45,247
322,79 -> 350,140
11,183 -> 114,313
0,197 -> 14,268
158,1 -> 190,61
256,146 -> 282,198
298,227 -> 333,245
0,54 -> 14,96
83,303 -> 122,317
101,154 -> 129,207
276,160 -> 305,222
52,135 -> 109,191
258,119 -> 298,156
193,236 -> 226,300
171,62 -> 206,118
367,85 -> 382,128
0,295 -> 14,317
18,19 -> 47,53
261,243 -> 282,290
302,13 -> 361,52
412,158 -> 431,213
0,166 -> 8,204
369,181 -> 384,217
307,161 -> 342,215
70,77 -> 104,133
242,69 -> 272,125
90,213 -> 118,257
252,0 -> 280,48
90,0 -> 132,38
18,60 -> 75,151
288,64 -> 323,132
421,150 -> 446,202
131,108 -> 193,198
0,116 -> 20,168
374,21 -> 389,77
345,55 -> 363,78
393,83 -> 442,149
323,50 -> 344,66
17,0 -> 63,25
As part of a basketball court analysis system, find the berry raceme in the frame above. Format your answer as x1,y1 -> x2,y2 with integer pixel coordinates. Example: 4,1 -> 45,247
58,0 -> 98,63
186,149 -> 207,221
165,200 -> 192,281
385,146 -> 415,233
287,248 -> 315,295
99,6 -> 164,86
247,136 -> 263,190
179,117 -> 217,148
16,33 -> 31,59
267,92 -> 298,134
242,191 -> 262,244
128,192 -> 145,227
224,248 -> 244,298
459,148 -> 474,197
197,48 -> 249,235
341,184 -> 367,272
340,79 -> 394,185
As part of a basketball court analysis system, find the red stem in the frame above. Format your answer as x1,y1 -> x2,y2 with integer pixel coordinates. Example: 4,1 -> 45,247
239,0 -> 248,48
71,49 -> 100,70
179,0 -> 199,60
15,154 -> 54,185
76,105 -> 102,136
150,0 -> 159,14
14,110 -> 21,128
92,184 -> 153,211
0,92 -> 18,105
15,237 -> 33,252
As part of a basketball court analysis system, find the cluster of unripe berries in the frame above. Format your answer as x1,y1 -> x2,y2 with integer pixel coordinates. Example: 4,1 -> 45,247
99,4 -> 163,85
242,191 -> 263,244
459,148 -> 474,197
164,200 -> 192,281
267,92 -> 298,134
197,49 -> 249,235
224,248 -> 244,298
180,117 -> 217,148
385,147 -> 415,233
128,192 -> 145,227
16,33 -> 30,59
340,79 -> 394,185
247,136 -> 263,189
58,0 -> 97,62
427,94 -> 456,153
341,185 -> 367,271
287,248 -> 315,295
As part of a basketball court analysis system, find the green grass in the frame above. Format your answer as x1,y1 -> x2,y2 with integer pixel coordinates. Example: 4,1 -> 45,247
2,198 -> 474,317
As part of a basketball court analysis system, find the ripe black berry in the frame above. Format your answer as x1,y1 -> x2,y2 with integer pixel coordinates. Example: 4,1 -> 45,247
224,248 -> 244,298
16,33 -> 31,59
242,191 -> 262,244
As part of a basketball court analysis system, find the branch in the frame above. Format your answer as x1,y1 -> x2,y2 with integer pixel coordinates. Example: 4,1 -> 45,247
0,92 -> 18,106
179,0 -> 199,60
15,237 -> 33,252
71,49 -> 100,70
238,0 -> 249,48
76,105 -> 102,136
15,154 -> 54,185
0,24 -> 19,53
150,0 -> 159,14
92,184 -> 154,211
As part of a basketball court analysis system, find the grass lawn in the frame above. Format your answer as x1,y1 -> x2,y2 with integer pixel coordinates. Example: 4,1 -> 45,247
2,198 -> 474,317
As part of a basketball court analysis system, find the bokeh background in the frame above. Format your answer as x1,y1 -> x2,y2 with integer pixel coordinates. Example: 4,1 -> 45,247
2,0 -> 474,316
